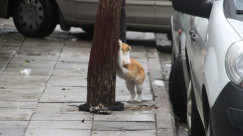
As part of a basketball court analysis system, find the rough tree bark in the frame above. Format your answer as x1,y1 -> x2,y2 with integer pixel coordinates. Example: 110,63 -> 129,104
87,0 -> 122,107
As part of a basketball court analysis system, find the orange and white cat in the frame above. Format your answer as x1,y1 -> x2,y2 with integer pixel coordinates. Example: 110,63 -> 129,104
117,40 -> 145,103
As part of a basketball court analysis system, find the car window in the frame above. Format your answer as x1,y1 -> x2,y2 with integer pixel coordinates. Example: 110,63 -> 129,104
224,0 -> 243,21
234,0 -> 243,10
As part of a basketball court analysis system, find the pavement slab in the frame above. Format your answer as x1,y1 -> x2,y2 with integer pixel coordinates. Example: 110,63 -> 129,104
93,121 -> 156,131
0,109 -> 33,121
0,128 -> 25,136
9,59 -> 57,68
0,121 -> 28,128
0,101 -> 37,109
40,86 -> 87,103
55,61 -> 88,69
1,67 -> 53,76
34,103 -> 82,114
28,121 -> 92,129
92,130 -> 156,136
25,129 -> 91,136
94,114 -> 155,122
0,86 -> 44,102
47,76 -> 87,87
13,52 -> 60,61
31,113 -> 93,121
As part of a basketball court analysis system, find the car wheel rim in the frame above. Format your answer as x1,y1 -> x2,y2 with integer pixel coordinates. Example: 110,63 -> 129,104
17,0 -> 44,31
187,80 -> 192,133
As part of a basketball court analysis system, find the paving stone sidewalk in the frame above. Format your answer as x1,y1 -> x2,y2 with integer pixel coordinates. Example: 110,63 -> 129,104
0,19 -> 175,136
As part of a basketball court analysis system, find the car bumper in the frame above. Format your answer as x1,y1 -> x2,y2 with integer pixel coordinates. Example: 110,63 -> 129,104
211,82 -> 243,136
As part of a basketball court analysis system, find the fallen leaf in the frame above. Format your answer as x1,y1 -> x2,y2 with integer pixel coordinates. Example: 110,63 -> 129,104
129,105 -> 141,110
24,60 -> 30,63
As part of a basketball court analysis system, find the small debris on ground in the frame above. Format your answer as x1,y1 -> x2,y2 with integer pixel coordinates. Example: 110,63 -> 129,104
90,103 -> 111,114
20,69 -> 32,76
126,104 -> 158,110
152,80 -> 165,87
24,60 -> 30,63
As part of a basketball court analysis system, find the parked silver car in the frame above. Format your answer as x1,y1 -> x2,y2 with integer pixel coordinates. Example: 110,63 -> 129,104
0,0 -> 173,37
170,0 -> 243,136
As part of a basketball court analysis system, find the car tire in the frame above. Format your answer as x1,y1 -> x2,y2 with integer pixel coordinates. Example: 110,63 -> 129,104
167,32 -> 172,41
169,55 -> 187,121
13,0 -> 58,37
189,89 -> 205,136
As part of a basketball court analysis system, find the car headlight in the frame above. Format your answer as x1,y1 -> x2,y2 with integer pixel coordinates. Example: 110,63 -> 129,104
226,41 -> 243,87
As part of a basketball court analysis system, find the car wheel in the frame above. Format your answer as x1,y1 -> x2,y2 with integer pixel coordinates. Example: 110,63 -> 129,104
167,32 -> 172,41
169,55 -> 187,121
13,0 -> 58,37
188,84 -> 205,136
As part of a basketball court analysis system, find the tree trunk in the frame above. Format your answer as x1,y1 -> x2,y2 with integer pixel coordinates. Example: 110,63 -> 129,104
87,0 -> 122,107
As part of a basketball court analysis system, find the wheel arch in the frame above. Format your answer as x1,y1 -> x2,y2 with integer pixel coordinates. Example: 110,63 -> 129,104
0,0 -> 14,18
181,46 -> 191,91
7,0 -> 59,21
49,0 -> 60,23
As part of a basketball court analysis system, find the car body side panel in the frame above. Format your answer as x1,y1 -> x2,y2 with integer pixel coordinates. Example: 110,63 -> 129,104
171,12 -> 180,62
73,0 -> 97,23
180,33 -> 190,89
154,0 -> 173,27
203,0 -> 241,107
171,12 -> 190,59
190,17 -> 209,120
0,0 -> 9,18
126,0 -> 155,24
178,13 -> 191,88
171,12 -> 191,90
73,0 -> 155,25
56,0 -> 76,24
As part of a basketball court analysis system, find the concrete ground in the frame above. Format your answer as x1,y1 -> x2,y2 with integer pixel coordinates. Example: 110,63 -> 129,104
0,19 -> 176,136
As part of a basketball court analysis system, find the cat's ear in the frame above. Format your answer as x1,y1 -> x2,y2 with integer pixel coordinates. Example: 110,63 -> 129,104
128,46 -> 131,51
118,39 -> 122,47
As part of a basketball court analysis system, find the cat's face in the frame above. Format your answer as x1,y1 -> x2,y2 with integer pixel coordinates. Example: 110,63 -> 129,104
121,43 -> 131,65
121,43 -> 131,52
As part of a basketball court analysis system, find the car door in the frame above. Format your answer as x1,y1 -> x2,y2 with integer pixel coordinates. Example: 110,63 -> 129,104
189,16 -> 209,111
73,0 -> 98,22
56,0 -> 75,21
73,0 -> 155,25
126,0 -> 155,25
154,0 -> 173,27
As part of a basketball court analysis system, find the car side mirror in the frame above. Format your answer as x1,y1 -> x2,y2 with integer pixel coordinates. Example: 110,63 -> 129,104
172,0 -> 213,18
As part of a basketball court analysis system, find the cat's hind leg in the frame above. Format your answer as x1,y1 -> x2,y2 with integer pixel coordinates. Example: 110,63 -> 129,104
125,81 -> 135,103
136,84 -> 143,103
